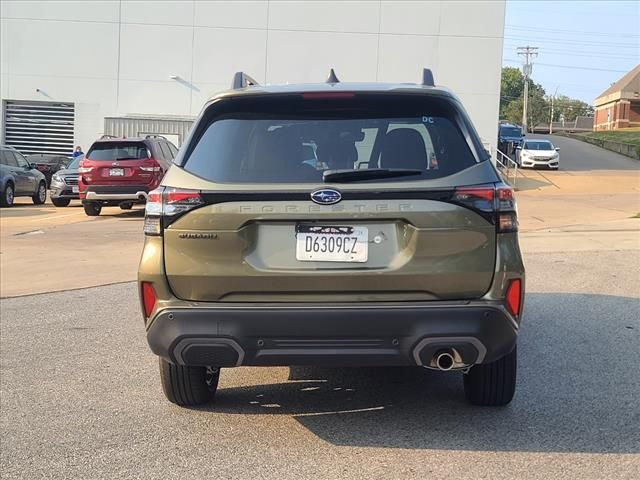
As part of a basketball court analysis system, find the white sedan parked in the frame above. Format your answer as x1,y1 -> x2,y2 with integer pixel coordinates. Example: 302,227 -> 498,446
516,140 -> 560,169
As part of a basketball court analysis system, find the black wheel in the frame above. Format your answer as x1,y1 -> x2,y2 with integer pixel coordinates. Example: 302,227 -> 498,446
0,182 -> 14,207
463,346 -> 517,406
52,198 -> 71,207
119,202 -> 133,210
159,358 -> 219,406
83,202 -> 102,216
32,181 -> 46,205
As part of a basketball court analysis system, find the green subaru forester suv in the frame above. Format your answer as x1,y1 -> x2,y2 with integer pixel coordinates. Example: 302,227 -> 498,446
138,69 -> 525,407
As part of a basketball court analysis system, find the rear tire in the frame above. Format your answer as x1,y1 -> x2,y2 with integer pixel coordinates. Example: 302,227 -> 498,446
1,182 -> 14,207
32,181 -> 46,205
83,202 -> 102,216
463,346 -> 517,406
159,358 -> 219,406
119,202 -> 133,210
52,198 -> 71,207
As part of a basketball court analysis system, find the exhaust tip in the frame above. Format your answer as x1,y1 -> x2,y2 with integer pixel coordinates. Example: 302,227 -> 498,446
435,351 -> 454,371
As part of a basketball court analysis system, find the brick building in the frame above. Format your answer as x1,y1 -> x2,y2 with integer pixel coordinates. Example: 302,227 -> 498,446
593,64 -> 640,131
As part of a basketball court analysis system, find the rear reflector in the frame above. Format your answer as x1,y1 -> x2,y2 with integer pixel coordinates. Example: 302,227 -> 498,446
141,282 -> 157,317
505,279 -> 522,316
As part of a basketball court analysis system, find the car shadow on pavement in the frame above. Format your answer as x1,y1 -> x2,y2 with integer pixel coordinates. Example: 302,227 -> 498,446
204,292 -> 640,454
95,208 -> 145,219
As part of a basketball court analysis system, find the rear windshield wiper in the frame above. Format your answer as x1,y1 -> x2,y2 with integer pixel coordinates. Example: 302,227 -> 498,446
323,168 -> 422,183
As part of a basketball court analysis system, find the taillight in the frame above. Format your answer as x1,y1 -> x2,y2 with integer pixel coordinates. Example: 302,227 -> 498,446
496,185 -> 518,233
452,186 -> 495,213
141,282 -> 157,318
143,187 -> 204,236
78,159 -> 93,173
143,188 -> 163,235
140,159 -> 162,173
505,278 -> 522,316
164,187 -> 204,216
452,184 -> 518,233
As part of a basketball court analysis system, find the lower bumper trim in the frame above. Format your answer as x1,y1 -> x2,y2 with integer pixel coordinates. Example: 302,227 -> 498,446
146,302 -> 519,368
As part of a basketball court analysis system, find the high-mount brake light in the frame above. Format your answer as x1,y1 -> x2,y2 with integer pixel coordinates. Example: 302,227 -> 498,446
302,92 -> 355,100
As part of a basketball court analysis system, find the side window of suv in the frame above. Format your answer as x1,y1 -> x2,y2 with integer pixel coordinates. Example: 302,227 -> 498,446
2,151 -> 19,167
14,152 -> 29,168
158,142 -> 172,162
168,142 -> 179,159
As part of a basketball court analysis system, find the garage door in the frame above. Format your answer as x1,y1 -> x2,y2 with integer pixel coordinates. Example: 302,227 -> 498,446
3,100 -> 75,156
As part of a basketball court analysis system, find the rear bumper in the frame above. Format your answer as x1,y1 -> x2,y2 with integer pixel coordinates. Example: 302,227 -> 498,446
83,185 -> 149,202
146,302 -> 519,368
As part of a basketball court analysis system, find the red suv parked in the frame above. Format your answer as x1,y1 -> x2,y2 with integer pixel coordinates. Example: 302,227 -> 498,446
79,135 -> 178,216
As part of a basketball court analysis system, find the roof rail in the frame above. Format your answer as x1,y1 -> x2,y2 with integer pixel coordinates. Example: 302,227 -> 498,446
422,68 -> 435,87
326,68 -> 340,83
231,72 -> 259,89
145,134 -> 168,141
99,134 -> 117,139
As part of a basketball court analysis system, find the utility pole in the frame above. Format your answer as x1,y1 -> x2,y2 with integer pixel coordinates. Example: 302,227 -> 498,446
549,86 -> 559,134
517,46 -> 538,133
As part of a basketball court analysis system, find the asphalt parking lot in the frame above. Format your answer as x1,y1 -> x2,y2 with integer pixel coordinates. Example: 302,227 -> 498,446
1,136 -> 639,479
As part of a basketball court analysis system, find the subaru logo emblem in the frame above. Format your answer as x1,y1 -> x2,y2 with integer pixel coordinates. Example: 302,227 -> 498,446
310,188 -> 342,205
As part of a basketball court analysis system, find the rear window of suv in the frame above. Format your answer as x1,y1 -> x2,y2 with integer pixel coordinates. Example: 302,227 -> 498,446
183,94 -> 484,183
87,142 -> 148,161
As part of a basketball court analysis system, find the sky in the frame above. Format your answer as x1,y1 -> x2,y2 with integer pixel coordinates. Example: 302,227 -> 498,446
502,0 -> 640,104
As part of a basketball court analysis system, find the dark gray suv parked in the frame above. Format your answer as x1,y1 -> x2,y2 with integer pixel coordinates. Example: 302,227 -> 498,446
0,145 -> 47,207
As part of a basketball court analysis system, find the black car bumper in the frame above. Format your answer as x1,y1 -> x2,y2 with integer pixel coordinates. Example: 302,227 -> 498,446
146,302 -> 519,368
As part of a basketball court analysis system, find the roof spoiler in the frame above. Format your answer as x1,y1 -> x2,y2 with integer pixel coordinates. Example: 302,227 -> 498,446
231,72 -> 260,89
422,68 -> 435,87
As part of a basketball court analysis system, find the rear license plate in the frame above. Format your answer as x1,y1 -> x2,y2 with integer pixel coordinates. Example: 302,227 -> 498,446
72,186 -> 79,193
296,225 -> 368,262
109,168 -> 124,176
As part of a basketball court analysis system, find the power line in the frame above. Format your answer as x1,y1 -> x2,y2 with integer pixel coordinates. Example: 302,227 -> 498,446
503,59 -> 629,74
502,43 -> 638,61
505,35 -> 639,48
506,25 -> 640,38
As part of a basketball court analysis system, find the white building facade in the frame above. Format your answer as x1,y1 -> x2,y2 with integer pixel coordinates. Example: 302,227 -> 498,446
1,0 -> 505,154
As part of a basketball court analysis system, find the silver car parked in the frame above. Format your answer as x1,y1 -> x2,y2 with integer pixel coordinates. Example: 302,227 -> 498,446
50,156 -> 81,207
0,145 -> 47,207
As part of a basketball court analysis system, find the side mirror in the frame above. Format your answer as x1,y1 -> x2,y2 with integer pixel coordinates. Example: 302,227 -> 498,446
555,147 -> 560,152
515,145 -> 522,150
27,163 -> 36,170
522,133 -> 526,137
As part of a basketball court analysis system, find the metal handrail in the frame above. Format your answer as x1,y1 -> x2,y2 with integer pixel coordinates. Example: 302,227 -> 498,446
494,148 -> 519,187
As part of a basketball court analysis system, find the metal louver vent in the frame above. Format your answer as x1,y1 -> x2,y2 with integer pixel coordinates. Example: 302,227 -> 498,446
4,100 -> 75,156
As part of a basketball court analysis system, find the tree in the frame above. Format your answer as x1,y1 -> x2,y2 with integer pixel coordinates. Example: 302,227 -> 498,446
499,67 -> 593,131
500,67 -> 524,119
500,67 -> 548,128
552,95 -> 594,122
